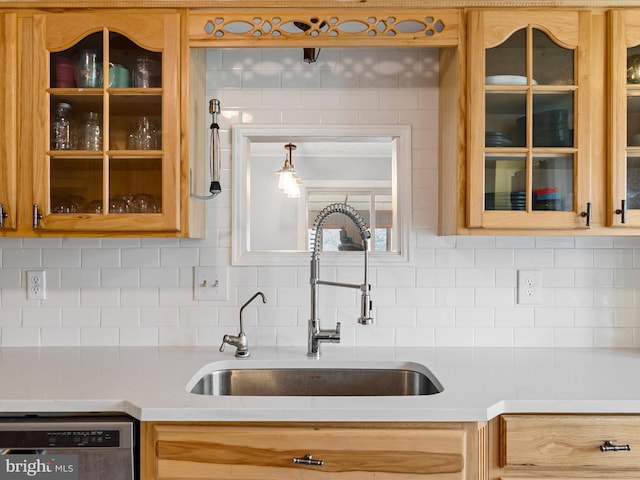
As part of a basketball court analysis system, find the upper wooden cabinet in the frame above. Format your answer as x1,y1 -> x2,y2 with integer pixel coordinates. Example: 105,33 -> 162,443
465,10 -> 594,233
610,9 -> 640,229
0,12 -> 17,231
10,9 -> 203,237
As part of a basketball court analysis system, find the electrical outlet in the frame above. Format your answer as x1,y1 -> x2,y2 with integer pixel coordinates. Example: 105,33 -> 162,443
26,270 -> 46,300
193,267 -> 228,301
517,270 -> 541,305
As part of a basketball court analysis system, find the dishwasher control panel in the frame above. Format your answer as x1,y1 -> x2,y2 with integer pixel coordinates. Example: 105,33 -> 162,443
0,430 -> 121,448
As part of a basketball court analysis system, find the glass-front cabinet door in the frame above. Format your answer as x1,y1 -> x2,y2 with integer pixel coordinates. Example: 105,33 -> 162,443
467,10 -> 591,231
29,11 -> 180,233
610,10 -> 640,228
0,12 -> 17,232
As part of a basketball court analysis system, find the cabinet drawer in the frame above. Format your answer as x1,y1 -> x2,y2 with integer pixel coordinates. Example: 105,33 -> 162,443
501,415 -> 640,470
150,423 -> 473,480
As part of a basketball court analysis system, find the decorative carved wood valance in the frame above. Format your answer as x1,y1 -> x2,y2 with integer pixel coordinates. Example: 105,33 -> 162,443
188,9 -> 460,47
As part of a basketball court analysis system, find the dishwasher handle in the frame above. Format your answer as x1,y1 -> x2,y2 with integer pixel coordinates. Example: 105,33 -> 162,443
0,449 -> 47,455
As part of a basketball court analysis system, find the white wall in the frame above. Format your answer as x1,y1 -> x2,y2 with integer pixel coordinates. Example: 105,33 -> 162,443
0,47 -> 639,348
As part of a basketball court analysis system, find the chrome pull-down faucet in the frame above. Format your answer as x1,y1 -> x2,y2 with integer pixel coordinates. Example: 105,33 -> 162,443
308,203 -> 373,358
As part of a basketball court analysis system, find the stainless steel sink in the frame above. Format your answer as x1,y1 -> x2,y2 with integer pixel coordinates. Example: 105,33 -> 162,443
188,363 -> 443,396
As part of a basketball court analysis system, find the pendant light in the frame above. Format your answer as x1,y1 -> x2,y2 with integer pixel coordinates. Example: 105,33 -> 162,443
276,143 -> 301,198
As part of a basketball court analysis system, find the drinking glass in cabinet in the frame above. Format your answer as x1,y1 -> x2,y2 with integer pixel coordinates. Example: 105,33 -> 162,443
75,50 -> 102,88
79,112 -> 102,151
131,194 -> 159,213
133,55 -> 161,88
51,102 -> 73,150
127,117 -> 160,150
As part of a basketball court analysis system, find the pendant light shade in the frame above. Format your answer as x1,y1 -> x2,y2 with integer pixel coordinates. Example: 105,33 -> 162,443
276,143 -> 301,198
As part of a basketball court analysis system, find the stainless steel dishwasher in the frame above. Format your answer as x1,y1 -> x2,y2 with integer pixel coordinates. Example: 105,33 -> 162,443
0,415 -> 136,480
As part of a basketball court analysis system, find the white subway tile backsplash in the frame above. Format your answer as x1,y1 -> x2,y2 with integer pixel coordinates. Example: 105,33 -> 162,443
436,288 -> 474,307
594,327 -> 635,347
62,268 -> 101,288
120,288 -> 159,307
455,307 -> 494,327
0,47 -> 637,348
122,248 -> 160,267
101,307 -> 139,327
62,307 -> 100,327
160,287 -> 196,307
514,249 -> 554,268
395,288 -> 435,307
102,268 -> 140,288
0,308 -> 21,327
4,249 -> 42,268
140,268 -> 179,288
554,327 -> 594,347
81,327 -> 119,346
375,307 -> 417,326
417,268 -> 455,287
594,287 -> 634,307
534,308 -> 574,327
0,269 -> 21,288
23,307 -> 61,327
396,327 -> 435,346
455,268 -> 495,287
82,248 -> 120,267
1,327 -> 40,346
476,288 -> 515,307
41,327 -> 81,346
355,325 -> 396,347
495,307 -> 534,328
43,248 -> 81,268
435,327 -> 474,346
159,326 -> 197,346
80,288 -> 119,307
514,328 -> 553,347
140,307 -> 180,327
474,328 -> 514,347
119,327 -> 158,346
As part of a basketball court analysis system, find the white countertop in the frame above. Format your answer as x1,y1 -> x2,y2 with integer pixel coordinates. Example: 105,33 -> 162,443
1,346 -> 640,422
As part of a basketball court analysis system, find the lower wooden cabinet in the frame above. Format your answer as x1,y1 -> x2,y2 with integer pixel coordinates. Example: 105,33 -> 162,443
142,422 -> 487,480
489,414 -> 640,479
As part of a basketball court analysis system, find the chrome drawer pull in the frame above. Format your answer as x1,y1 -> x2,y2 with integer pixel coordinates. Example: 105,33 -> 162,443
292,454 -> 324,466
600,440 -> 631,452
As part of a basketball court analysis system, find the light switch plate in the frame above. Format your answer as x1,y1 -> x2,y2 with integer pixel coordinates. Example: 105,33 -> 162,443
193,267 -> 228,301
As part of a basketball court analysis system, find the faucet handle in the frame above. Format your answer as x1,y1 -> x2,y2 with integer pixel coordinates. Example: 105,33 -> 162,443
219,335 -> 229,352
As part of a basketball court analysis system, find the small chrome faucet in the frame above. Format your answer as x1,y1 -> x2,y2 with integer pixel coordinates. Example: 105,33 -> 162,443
220,291 -> 266,358
308,203 -> 373,358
